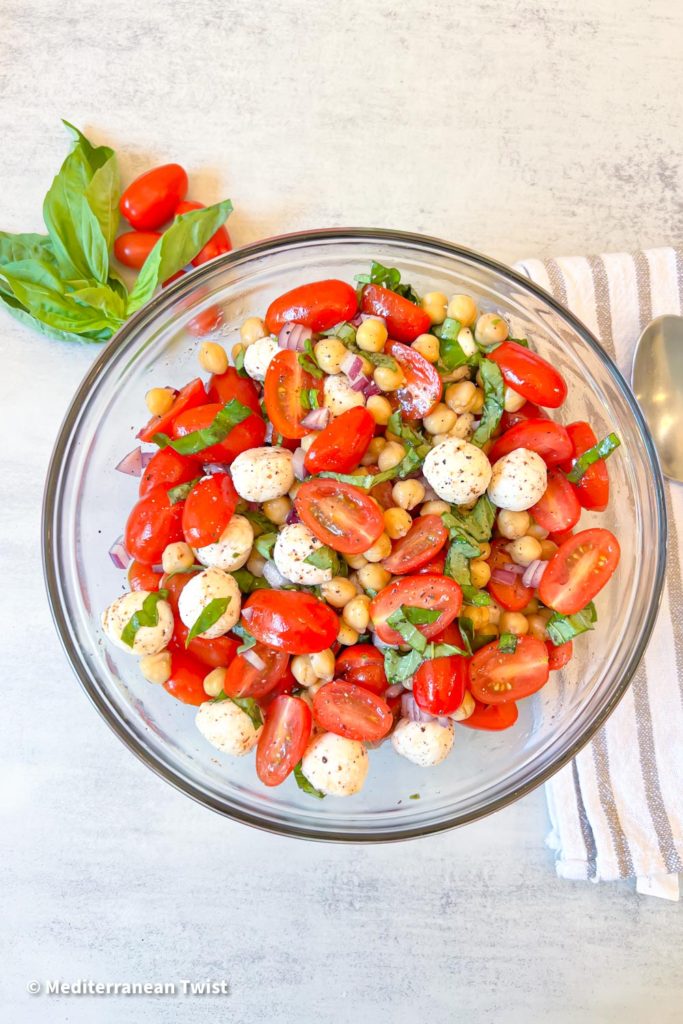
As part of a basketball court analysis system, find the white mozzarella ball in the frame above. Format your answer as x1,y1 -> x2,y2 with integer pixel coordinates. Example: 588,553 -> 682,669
101,591 -> 173,656
243,336 -> 279,382
194,514 -> 254,571
301,733 -> 369,796
178,568 -> 241,638
488,448 -> 547,511
423,437 -> 492,505
231,446 -> 294,502
391,719 -> 455,767
323,374 -> 366,416
273,523 -> 333,585
195,700 -> 262,756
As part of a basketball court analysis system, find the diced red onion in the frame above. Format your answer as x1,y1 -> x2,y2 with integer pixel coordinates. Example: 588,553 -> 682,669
501,562 -> 525,575
385,683 -> 405,699
363,380 -> 381,398
350,313 -> 363,327
291,447 -> 308,481
242,606 -> 254,621
436,716 -> 451,728
401,693 -> 437,723
522,559 -> 548,589
341,352 -> 363,379
242,647 -> 266,672
263,561 -> 289,589
115,447 -> 144,477
300,407 -> 330,430
422,484 -> 438,502
203,462 -> 231,475
152,563 -> 164,574
108,536 -> 131,570
351,375 -> 371,393
286,507 -> 300,525
265,422 -> 274,444
491,568 -> 519,586
278,322 -> 313,351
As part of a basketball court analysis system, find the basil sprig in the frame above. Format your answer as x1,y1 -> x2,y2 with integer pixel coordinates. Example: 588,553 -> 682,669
498,632 -> 518,654
186,597 -> 230,646
293,761 -> 326,799
153,399 -> 252,456
566,433 -> 621,484
297,339 -> 323,379
354,261 -> 420,303
472,359 -> 504,446
546,602 -> 597,646
317,445 -> 424,490
120,589 -> 169,648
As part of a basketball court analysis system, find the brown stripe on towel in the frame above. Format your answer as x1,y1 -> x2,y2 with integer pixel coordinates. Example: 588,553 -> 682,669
592,729 -> 635,878
543,259 -> 569,306
572,761 -> 598,879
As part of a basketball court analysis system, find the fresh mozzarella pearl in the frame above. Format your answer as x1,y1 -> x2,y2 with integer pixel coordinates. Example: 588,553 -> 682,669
488,448 -> 547,511
178,568 -> 241,638
195,700 -> 262,756
301,733 -> 369,796
323,374 -> 366,416
273,523 -> 334,585
423,437 -> 492,505
391,719 -> 455,766
243,336 -> 280,381
194,514 -> 254,571
231,446 -> 294,502
101,591 -> 173,656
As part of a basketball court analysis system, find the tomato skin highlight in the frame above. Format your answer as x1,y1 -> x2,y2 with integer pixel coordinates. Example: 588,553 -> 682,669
469,636 -> 550,704
208,367 -> 262,415
360,284 -> 430,343
304,407 -> 375,474
128,560 -> 162,592
370,574 -> 463,645
265,279 -> 358,335
114,231 -> 161,269
295,478 -> 385,555
313,680 -> 393,742
181,472 -> 238,547
137,378 -> 207,444
539,528 -> 620,615
386,340 -> 442,420
172,402 -> 266,464
243,590 -> 339,654
223,644 -> 289,699
487,342 -> 567,408
413,655 -> 468,716
124,485 -> 185,565
489,418 -> 573,467
486,539 -> 534,612
139,446 -> 201,497
163,649 -> 209,705
547,640 -> 573,670
256,695 -> 313,787
264,349 -> 324,440
383,515 -> 448,575
120,163 -> 188,230
458,698 -> 519,731
560,421 -> 610,512
530,469 -> 581,534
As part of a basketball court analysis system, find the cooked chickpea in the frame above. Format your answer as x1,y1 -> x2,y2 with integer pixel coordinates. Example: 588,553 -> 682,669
263,496 -> 292,526
540,540 -> 559,561
246,552 -> 266,577
288,481 -> 301,501
527,613 -> 550,640
356,317 -> 388,353
500,611 -> 530,636
373,364 -> 405,392
363,533 -> 392,562
478,541 -> 491,560
162,541 -> 194,574
522,598 -> 540,615
447,294 -> 478,327
320,576 -> 356,608
527,522 -> 550,541
508,536 -> 543,566
357,563 -> 391,592
198,341 -> 228,375
470,559 -> 491,588
469,388 -> 485,414
443,365 -> 472,384
422,291 -> 448,325
451,690 -> 475,722
314,338 -> 347,375
487,601 -> 502,626
451,413 -> 475,439
361,436 -> 387,466
504,387 -> 526,413
420,499 -> 450,516
309,648 -> 336,681
392,479 -> 425,510
479,623 -> 499,640
343,594 -> 371,633
139,651 -> 172,685
383,507 -> 412,540
337,621 -> 360,646
462,605 -> 489,630
475,312 -> 509,347
291,654 -> 319,688
145,387 -> 175,417
412,333 -> 440,362
240,316 -> 267,346
377,441 -> 406,471
366,394 -> 392,425
203,666 -> 227,697
423,403 -> 457,436
345,552 -> 369,570
497,510 -> 531,540
445,380 -> 477,414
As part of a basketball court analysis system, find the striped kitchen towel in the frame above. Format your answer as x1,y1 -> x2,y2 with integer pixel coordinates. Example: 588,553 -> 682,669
515,247 -> 683,900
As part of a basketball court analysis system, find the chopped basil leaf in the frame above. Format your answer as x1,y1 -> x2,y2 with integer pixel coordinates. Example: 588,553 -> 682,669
354,261 -> 420,303
164,564 -> 204,580
300,388 -> 311,411
443,536 -> 491,607
472,359 -> 504,447
546,602 -> 597,646
232,622 -> 257,653
231,568 -> 271,595
328,325 -> 398,371
234,346 -> 247,377
153,399 -> 252,456
434,318 -> 477,371
463,588 -> 491,606
318,446 -> 425,490
293,761 -> 326,799
297,339 -> 323,379
304,545 -> 341,573
167,476 -> 200,505
321,320 -> 357,344
509,337 -> 530,348
402,605 -> 441,626
255,532 -> 277,560
186,597 -> 230,646
457,615 -> 490,654
386,609 -> 427,653
441,519 -> 481,555
387,411 -> 430,449
429,641 -> 467,658
120,589 -> 169,648
384,647 -> 423,685
239,507 -> 273,535
308,388 -> 320,410
566,433 -> 621,484
498,632 -> 518,654
442,494 -> 495,545
227,695 -> 263,729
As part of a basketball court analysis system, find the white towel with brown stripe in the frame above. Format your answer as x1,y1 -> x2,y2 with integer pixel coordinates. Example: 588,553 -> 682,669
515,247 -> 683,900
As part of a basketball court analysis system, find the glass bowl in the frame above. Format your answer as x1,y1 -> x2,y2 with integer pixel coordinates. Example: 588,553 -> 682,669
43,229 -> 666,842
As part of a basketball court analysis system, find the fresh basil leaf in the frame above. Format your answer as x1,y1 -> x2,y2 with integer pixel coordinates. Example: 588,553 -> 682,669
386,609 -> 428,653
498,632 -> 518,654
293,761 -> 326,799
70,282 -> 126,321
231,568 -> 272,595
443,537 -> 491,607
462,587 -> 491,606
164,564 -> 203,579
457,615 -> 490,654
429,641 -> 468,658
239,507 -> 273,534
443,495 -> 495,545
0,261 -> 118,334
153,398 -> 252,456
186,597 -> 230,646
402,605 -> 441,626
297,339 -> 324,379
546,602 -> 597,646
255,532 -> 277,560
354,261 -> 420,303
318,446 -> 425,490
384,647 -> 423,685
472,359 -> 504,446
0,232 -> 56,267
308,388 -> 320,409
434,318 -> 476,371
304,546 -> 340,573
441,517 -> 481,553
387,411 -> 430,449
234,346 -> 247,377
232,622 -> 257,653
321,320 -> 358,344
127,200 -> 233,314
300,388 -> 311,411
0,293 -> 104,342
566,433 -> 621,484
167,477 -> 200,505
227,695 -> 263,729
509,337 -> 530,348
120,589 -> 169,648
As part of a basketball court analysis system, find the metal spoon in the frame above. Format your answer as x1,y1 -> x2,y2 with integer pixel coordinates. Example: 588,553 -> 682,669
632,314 -> 683,483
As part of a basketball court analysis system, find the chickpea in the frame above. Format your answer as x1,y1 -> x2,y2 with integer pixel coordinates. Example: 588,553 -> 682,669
366,395 -> 392,425
198,341 -> 228,375
314,338 -> 347,375
451,690 -> 475,722
357,563 -> 391,592
508,536 -> 543,566
445,380 -> 477,414
162,541 -> 194,574
422,291 -> 448,325
462,605 -> 489,630
522,598 -> 540,615
504,387 -> 526,413
309,648 -> 336,681
420,499 -> 450,516
383,507 -> 412,540
478,542 -> 491,560
527,613 -> 550,641
246,552 -> 266,577
363,533 -> 392,562
343,594 -> 371,633
139,651 -> 172,685
361,436 -> 387,466
337,621 -> 360,646
447,294 -> 478,327
320,576 -> 356,608
540,540 -> 559,561
345,552 -> 368,570
442,365 -> 472,384
497,510 -> 531,540
423,403 -> 457,436
240,316 -> 267,346
451,413 -> 475,439
145,387 -> 175,417
203,666 -> 227,697
479,623 -> 499,640
412,333 -> 440,362
263,496 -> 292,525
470,559 -> 491,588
373,364 -> 405,392
469,388 -> 485,414
500,611 -> 529,636
288,481 -> 301,501
377,441 -> 406,472
392,479 -> 425,511
475,312 -> 509,347
291,654 -> 319,688
486,601 -> 502,626
232,343 -> 244,363
356,317 -> 388,352
527,522 -> 550,541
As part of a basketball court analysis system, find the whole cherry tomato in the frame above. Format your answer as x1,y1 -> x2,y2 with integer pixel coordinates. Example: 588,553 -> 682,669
172,402 -> 266,464
382,515 -> 448,575
265,279 -> 358,335
312,680 -> 393,742
413,654 -> 468,716
458,698 -> 519,731
263,349 -> 324,440
114,231 -> 160,269
487,342 -> 567,408
360,284 -> 430,342
386,341 -> 442,419
163,649 -> 208,705
174,200 -> 232,267
124,485 -> 184,565
181,473 -> 238,548
294,478 -> 385,555
128,560 -> 162,592
256,695 -> 312,787
335,645 -> 387,696
530,469 -> 581,534
469,636 -> 550,704
139,447 -> 201,497
547,640 -> 573,670
120,163 -> 188,230
243,591 -> 339,654
370,575 -> 463,645
304,407 -> 375,474
137,378 -> 207,444
559,421 -> 610,512
539,528 -> 620,615
489,418 -> 572,466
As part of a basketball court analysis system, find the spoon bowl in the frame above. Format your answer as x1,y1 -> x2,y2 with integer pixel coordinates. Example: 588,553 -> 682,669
632,314 -> 683,482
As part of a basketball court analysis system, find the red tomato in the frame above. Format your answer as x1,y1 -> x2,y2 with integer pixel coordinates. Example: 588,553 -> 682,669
128,560 -> 162,592
174,199 -> 233,267
172,402 -> 266,464
370,575 -> 463,645
539,528 -> 620,615
256,695 -> 312,787
260,662 -> 297,707
550,527 -> 575,547
458,698 -> 519,731
120,163 -> 188,230
413,654 -> 468,715
170,621 -> 239,670
432,620 -> 468,649
137,377 -> 207,443
335,645 -> 387,696
263,350 -> 323,440
500,400 -> 548,431
139,447 -> 201,497
530,469 -> 581,534
265,279 -> 358,335
369,473 -> 395,510
124,486 -> 184,565
486,539 -> 534,611
114,231 -> 160,269
304,408 -> 375,474
386,341 -> 442,419
469,636 -> 550,704
312,680 -> 393,742
208,366 -> 262,415
160,569 -> 194,612
163,649 -> 207,705
547,640 -> 573,670
382,514 -> 448,575
175,200 -> 204,214
416,551 -> 446,575
487,342 -> 567,409
186,305 -> 225,337
560,421 -> 610,512
294,478 -> 385,555
360,284 -> 430,343
223,644 -> 290,699
243,590 -> 339,654
489,418 -> 573,466
181,473 -> 238,548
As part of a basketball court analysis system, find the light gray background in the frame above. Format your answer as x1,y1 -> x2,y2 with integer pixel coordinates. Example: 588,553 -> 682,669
1,2 -> 681,1022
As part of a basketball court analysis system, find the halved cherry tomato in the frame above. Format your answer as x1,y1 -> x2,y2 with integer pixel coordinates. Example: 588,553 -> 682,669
360,284 -> 430,343
539,528 -> 620,615
354,465 -> 395,509
382,514 -> 448,575
312,680 -> 393,742
223,644 -> 289,699
413,654 -> 468,715
547,640 -> 573,670
263,349 -> 324,440
170,621 -> 239,670
486,539 -> 534,611
186,305 -> 225,337
386,341 -> 442,419
458,698 -> 519,730
172,402 -> 266,463
370,575 -> 463,645
416,551 -> 446,575
304,407 -> 375,474
500,400 -> 548,432
139,447 -> 201,497
260,661 -> 297,707
243,590 -> 339,654
174,199 -> 233,267
489,418 -> 572,466
560,421 -> 610,512
335,645 -> 387,696
137,377 -> 207,443
181,473 -> 238,547
128,560 -> 162,592
256,695 -> 312,787
469,636 -> 549,704
124,485 -> 184,565
208,366 -> 262,415
265,279 -> 358,335
487,342 -> 567,409
160,568 -> 196,612
120,163 -> 188,231
163,649 -> 208,705
114,231 -> 160,269
530,469 -> 581,534
549,527 -> 575,547
295,478 -> 385,554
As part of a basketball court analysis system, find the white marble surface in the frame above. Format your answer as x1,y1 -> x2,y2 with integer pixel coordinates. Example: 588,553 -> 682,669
1,1 -> 682,1021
